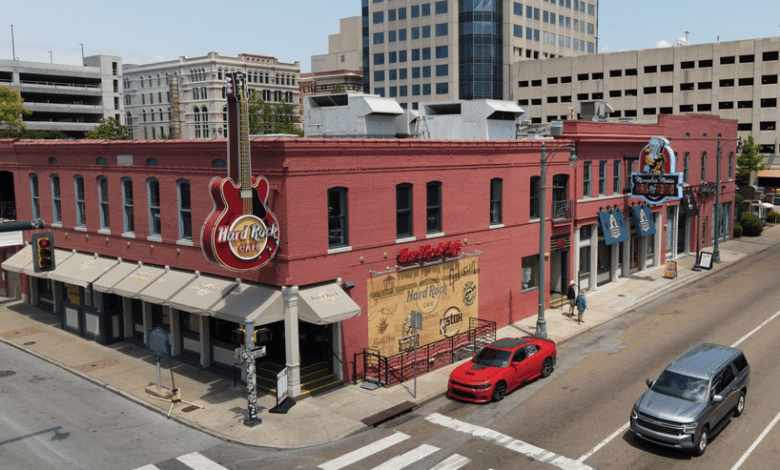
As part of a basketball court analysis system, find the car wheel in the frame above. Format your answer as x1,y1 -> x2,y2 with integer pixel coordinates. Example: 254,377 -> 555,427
492,381 -> 507,402
693,426 -> 708,456
734,390 -> 746,417
541,357 -> 554,378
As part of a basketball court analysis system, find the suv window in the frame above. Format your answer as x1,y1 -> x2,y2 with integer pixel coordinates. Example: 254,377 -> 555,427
733,354 -> 749,373
711,366 -> 736,399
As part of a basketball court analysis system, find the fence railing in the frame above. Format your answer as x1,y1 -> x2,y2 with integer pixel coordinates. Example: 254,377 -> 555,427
353,318 -> 496,387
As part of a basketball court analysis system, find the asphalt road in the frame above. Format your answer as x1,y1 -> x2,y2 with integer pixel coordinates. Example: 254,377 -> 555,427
273,244 -> 780,470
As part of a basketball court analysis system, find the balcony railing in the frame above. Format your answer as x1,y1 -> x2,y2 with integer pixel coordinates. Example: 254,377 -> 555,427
552,199 -> 574,221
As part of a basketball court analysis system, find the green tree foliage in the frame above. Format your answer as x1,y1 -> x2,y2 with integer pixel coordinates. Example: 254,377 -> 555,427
767,210 -> 780,224
0,86 -> 32,132
84,117 -> 130,140
736,135 -> 765,176
740,212 -> 763,236
247,93 -> 303,136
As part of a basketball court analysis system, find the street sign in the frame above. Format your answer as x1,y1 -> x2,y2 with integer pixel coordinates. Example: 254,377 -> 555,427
147,327 -> 169,359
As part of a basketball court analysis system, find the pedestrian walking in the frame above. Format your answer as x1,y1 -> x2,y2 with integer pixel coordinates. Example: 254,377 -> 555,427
566,280 -> 577,317
576,292 -> 587,324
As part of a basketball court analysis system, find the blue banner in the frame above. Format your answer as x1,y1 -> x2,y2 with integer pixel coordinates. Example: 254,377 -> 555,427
631,206 -> 656,238
598,210 -> 629,246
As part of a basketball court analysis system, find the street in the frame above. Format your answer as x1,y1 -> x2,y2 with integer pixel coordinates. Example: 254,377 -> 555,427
2,245 -> 780,470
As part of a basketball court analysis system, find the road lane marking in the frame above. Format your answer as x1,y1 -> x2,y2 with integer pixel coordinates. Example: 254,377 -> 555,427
426,413 -> 594,470
577,308 -> 780,464
577,421 -> 629,463
370,444 -> 440,470
176,452 -> 230,470
731,308 -> 780,348
729,410 -> 780,470
319,431 -> 411,470
132,466 -> 159,470
429,454 -> 470,470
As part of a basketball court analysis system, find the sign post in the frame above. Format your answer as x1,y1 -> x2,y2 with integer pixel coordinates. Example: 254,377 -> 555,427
241,319 -> 266,426
411,310 -> 423,399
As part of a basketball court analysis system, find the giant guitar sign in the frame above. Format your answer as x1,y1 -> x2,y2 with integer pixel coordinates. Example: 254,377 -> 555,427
200,72 -> 280,272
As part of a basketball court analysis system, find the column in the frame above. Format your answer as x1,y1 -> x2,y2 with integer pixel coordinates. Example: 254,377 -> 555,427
572,227 -> 581,285
610,242 -> 620,282
199,315 -> 211,368
169,307 -> 180,356
282,286 -> 301,398
589,224 -> 598,288
122,297 -> 133,338
653,212 -> 663,267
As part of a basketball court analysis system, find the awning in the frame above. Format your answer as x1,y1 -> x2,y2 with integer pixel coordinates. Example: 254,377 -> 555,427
206,282 -> 283,326
21,248 -> 75,278
1,244 -> 33,273
92,260 -> 143,293
167,274 -> 240,314
757,169 -> 780,178
136,268 -> 198,305
109,264 -> 168,299
630,206 -> 657,238
598,209 -> 630,246
297,283 -> 361,325
46,252 -> 121,288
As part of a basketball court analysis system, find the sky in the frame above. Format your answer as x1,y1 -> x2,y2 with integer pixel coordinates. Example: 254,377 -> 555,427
3,1 -> 780,73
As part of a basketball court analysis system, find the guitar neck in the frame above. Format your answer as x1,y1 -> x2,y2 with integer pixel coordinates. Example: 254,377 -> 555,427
239,94 -> 252,215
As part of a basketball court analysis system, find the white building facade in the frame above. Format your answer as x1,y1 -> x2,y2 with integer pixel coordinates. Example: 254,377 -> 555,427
123,52 -> 300,140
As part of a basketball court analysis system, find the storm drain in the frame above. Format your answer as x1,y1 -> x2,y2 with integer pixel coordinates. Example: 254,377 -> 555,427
181,405 -> 200,413
0,370 -> 16,378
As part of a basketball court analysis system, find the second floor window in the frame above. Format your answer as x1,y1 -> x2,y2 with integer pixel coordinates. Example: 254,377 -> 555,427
30,174 -> 40,219
122,178 -> 134,234
396,183 -> 413,238
530,176 -> 540,219
426,181 -> 442,233
148,179 -> 161,237
51,175 -> 62,224
598,161 -> 607,196
583,162 -> 592,198
74,175 -> 86,227
490,178 -> 502,225
613,161 -> 621,194
701,152 -> 707,183
328,187 -> 348,248
98,177 -> 110,230
178,180 -> 192,241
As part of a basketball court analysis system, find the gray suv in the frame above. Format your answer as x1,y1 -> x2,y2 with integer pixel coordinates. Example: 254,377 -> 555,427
630,343 -> 750,456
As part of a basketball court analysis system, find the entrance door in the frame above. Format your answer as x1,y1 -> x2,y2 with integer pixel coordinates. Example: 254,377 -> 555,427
677,214 -> 688,255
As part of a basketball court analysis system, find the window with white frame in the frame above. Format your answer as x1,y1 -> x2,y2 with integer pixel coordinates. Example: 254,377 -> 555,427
147,178 -> 161,237
396,183 -> 413,238
613,161 -> 621,194
583,162 -> 592,198
598,161 -> 607,195
521,255 -> 539,290
177,179 -> 192,241
328,187 -> 348,248
490,178 -> 502,225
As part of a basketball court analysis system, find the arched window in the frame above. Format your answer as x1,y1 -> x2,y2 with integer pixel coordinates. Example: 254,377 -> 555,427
201,106 -> 209,138
50,174 -> 62,224
218,68 -> 223,80
426,181 -> 442,233
157,73 -> 161,86
222,106 -> 228,136
146,158 -> 158,166
96,157 -> 107,165
194,106 -> 201,138
213,159 -> 227,168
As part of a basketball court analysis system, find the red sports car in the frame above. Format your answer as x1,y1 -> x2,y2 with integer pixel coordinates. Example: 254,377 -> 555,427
447,337 -> 557,403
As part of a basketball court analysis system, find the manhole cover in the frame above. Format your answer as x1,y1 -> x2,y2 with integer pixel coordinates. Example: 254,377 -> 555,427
181,405 -> 200,413
0,370 -> 16,378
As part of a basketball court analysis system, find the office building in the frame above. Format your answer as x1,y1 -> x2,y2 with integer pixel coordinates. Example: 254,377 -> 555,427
363,0 -> 598,109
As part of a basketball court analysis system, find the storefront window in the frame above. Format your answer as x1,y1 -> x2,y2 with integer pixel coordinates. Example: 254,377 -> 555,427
180,312 -> 200,334
579,246 -> 590,275
521,255 -> 538,291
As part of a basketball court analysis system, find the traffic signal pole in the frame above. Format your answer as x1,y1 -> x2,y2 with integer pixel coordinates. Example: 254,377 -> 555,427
0,218 -> 45,233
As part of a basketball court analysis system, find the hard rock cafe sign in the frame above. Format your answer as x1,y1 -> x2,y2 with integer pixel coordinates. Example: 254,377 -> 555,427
201,72 -> 280,272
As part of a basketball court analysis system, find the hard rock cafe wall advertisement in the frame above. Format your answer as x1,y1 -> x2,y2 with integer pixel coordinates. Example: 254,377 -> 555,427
367,258 -> 479,357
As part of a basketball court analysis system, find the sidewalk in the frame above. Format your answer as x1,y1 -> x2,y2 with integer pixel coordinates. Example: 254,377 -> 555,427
2,225 -> 779,449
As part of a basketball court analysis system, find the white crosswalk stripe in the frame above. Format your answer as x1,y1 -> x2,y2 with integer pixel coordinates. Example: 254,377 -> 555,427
429,453 -> 471,470
319,431 -> 411,470
132,466 -> 160,470
176,452 -> 230,470
370,444 -> 440,470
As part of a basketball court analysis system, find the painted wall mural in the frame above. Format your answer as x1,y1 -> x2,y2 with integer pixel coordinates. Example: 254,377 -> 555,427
367,258 -> 479,357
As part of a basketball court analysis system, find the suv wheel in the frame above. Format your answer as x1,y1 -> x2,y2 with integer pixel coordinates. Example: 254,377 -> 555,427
734,390 -> 746,417
693,427 -> 708,456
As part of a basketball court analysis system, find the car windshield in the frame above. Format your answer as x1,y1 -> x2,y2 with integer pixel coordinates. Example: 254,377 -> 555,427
472,347 -> 511,368
652,370 -> 709,402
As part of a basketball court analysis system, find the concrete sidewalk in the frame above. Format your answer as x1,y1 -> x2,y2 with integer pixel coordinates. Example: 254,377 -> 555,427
2,225 -> 779,449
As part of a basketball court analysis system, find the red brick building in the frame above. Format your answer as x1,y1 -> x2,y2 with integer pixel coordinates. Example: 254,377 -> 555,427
0,114 -> 739,396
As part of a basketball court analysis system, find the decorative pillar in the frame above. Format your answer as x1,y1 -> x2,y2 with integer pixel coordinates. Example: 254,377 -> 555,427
589,224 -> 598,288
199,315 -> 211,368
282,286 -> 301,398
122,297 -> 133,338
169,307 -> 180,356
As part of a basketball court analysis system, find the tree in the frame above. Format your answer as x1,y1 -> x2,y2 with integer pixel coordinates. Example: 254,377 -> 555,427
247,93 -> 303,136
0,86 -> 32,132
84,117 -> 130,140
736,135 -> 765,177
331,84 -> 345,94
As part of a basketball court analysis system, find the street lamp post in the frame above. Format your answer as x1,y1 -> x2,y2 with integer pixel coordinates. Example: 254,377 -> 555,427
713,135 -> 742,263
536,141 -> 578,339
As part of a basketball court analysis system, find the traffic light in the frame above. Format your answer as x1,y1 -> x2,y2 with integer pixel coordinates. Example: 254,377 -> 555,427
231,327 -> 272,345
31,232 -> 55,273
